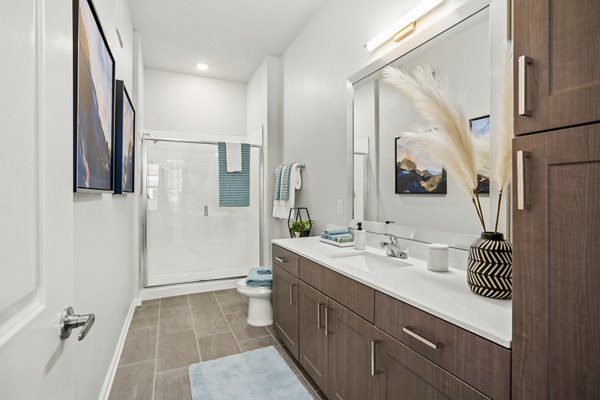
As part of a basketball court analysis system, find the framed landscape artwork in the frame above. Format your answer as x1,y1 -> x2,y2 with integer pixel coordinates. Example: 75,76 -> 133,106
395,137 -> 447,194
73,0 -> 116,192
114,81 -> 136,194
470,115 -> 490,194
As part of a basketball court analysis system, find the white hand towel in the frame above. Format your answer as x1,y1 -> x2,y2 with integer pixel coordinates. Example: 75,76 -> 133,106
226,142 -> 242,172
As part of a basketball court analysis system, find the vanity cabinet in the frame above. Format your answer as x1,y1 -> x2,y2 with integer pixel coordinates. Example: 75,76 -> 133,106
512,126 -> 600,399
373,329 -> 488,400
513,0 -> 600,135
272,264 -> 299,358
272,244 -> 511,400
298,282 -> 328,390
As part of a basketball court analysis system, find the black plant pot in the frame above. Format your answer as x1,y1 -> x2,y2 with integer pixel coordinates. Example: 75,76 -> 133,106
467,232 -> 512,299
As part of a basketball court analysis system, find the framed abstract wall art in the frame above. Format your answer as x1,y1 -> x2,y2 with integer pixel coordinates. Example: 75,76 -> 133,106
470,115 -> 490,194
395,137 -> 447,194
73,0 -> 116,192
114,80 -> 135,194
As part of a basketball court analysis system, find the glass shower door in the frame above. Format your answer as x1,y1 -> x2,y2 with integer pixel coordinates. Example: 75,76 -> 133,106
144,139 -> 260,287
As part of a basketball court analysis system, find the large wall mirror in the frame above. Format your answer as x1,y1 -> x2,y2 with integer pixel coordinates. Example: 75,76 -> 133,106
349,0 -> 510,244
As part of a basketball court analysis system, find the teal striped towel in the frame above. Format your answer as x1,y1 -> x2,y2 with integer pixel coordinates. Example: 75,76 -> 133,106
320,232 -> 353,241
322,228 -> 349,236
273,165 -> 283,201
218,142 -> 250,207
280,163 -> 293,200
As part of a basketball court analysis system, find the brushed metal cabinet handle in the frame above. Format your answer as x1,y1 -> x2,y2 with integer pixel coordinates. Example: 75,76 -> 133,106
402,326 -> 441,350
275,256 -> 287,263
317,303 -> 325,329
289,283 -> 297,305
518,55 -> 533,116
517,150 -> 531,210
324,306 -> 330,336
371,339 -> 382,376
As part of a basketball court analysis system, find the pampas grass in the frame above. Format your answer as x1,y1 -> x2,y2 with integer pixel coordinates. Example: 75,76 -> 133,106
382,65 -> 487,231
382,42 -> 514,233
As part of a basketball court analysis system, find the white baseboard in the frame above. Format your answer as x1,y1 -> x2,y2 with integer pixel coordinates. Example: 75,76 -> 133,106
139,278 -> 239,301
98,297 -> 141,400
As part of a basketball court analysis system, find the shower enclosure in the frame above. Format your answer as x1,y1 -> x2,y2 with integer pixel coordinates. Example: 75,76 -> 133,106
141,133 -> 262,287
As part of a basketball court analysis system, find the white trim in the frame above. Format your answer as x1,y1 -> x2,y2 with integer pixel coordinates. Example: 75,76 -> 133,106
0,301 -> 45,347
98,298 -> 141,400
139,279 -> 239,301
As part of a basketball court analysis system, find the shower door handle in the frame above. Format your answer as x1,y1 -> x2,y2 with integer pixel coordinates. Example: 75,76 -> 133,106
204,206 -> 208,217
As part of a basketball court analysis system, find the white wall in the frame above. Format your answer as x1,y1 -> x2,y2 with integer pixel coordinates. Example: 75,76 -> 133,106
144,69 -> 247,135
72,0 -> 138,399
281,0 -> 471,233
246,56 -> 284,261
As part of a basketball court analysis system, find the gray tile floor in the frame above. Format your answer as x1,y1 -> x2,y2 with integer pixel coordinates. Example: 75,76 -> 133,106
108,289 -> 326,400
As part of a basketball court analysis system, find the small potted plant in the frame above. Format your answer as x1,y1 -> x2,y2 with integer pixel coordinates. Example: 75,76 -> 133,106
290,220 -> 312,238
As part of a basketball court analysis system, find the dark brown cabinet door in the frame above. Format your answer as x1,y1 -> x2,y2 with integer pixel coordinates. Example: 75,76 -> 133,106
373,328 -> 488,400
299,282 -> 329,390
326,299 -> 374,400
514,0 -> 600,135
273,264 -> 299,358
512,125 -> 600,399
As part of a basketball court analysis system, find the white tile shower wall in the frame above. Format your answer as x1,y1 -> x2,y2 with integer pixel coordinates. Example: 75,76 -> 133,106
281,0 -> 471,234
144,143 -> 260,286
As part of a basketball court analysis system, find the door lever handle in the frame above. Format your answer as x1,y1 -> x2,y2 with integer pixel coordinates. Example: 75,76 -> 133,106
60,307 -> 96,341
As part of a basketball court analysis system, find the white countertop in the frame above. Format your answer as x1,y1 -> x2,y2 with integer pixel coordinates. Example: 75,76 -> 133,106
272,237 -> 512,348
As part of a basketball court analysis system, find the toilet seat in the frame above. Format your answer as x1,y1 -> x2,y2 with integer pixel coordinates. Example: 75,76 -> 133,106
236,278 -> 272,295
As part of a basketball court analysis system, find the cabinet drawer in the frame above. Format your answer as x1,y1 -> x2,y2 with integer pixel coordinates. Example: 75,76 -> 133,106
375,292 -> 510,400
299,257 -> 374,323
272,244 -> 299,277
373,328 -> 490,400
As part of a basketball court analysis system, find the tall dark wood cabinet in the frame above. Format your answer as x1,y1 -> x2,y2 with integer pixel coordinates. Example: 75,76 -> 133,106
513,0 -> 600,135
513,1 -> 600,398
512,126 -> 600,399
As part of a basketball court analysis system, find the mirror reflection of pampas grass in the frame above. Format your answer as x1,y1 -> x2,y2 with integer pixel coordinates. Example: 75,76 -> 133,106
382,64 -> 488,231
492,43 -> 514,232
382,42 -> 514,233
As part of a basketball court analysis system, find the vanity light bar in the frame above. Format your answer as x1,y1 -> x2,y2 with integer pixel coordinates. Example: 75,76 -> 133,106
364,0 -> 443,51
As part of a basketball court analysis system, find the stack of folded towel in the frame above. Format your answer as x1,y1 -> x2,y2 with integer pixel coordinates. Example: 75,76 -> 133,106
320,228 -> 354,243
246,266 -> 273,287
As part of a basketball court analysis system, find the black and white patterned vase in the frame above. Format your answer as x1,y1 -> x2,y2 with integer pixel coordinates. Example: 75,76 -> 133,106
467,232 -> 512,299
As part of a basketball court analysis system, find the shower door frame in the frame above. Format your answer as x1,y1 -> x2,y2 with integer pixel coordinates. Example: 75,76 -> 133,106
139,131 -> 264,288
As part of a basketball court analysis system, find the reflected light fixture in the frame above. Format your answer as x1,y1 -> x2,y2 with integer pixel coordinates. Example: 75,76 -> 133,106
196,63 -> 210,71
364,0 -> 443,51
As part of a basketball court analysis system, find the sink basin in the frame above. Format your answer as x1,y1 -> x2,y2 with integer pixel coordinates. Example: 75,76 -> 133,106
328,251 -> 409,273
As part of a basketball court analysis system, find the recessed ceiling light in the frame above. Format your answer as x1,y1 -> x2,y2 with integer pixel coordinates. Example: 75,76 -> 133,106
196,63 -> 210,71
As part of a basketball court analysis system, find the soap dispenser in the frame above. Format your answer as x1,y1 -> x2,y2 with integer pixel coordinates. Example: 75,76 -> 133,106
354,222 -> 366,250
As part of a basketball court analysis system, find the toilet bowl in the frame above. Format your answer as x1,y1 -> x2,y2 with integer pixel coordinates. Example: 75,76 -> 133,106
236,278 -> 273,327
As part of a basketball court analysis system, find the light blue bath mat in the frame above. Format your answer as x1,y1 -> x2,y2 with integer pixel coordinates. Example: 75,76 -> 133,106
188,346 -> 313,400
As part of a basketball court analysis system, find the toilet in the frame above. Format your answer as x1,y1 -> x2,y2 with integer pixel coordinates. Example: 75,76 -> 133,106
236,278 -> 273,326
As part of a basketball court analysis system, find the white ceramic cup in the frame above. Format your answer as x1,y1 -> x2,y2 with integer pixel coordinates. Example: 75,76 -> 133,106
427,243 -> 449,272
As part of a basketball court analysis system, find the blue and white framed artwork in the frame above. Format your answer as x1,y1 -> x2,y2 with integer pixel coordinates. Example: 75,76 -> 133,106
470,115 -> 490,194
114,80 -> 136,194
395,137 -> 447,194
73,0 -> 116,192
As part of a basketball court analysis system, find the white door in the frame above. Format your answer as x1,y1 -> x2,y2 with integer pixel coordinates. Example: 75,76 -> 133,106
0,1 -> 77,398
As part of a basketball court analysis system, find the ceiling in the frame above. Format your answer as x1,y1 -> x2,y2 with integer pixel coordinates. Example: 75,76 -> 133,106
129,0 -> 326,82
